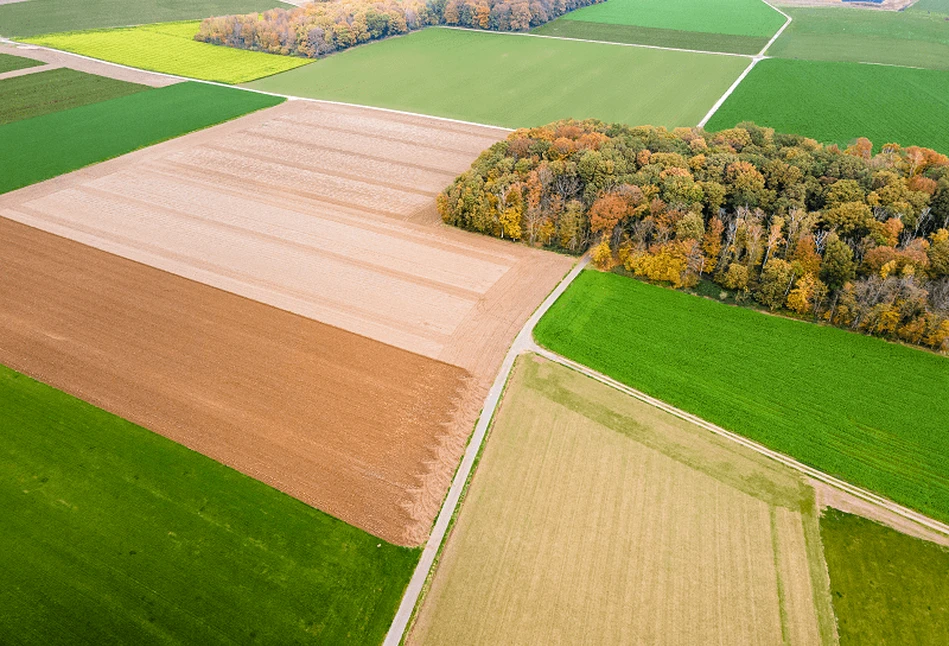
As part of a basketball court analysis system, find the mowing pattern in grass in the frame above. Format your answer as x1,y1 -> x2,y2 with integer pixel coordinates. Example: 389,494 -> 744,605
821,509 -> 949,645
0,81 -> 282,194
0,364 -> 418,644
534,270 -> 949,525
26,22 -> 310,84
559,0 -> 786,37
706,58 -> 949,153
247,28 -> 748,128
0,51 -> 43,73
0,68 -> 147,125
0,0 -> 293,38
533,19 -> 767,54
767,7 -> 949,71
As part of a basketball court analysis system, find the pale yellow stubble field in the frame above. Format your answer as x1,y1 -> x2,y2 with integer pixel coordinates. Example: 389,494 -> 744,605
409,356 -> 838,645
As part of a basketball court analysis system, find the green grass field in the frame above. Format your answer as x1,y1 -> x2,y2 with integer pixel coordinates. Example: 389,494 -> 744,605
706,58 -> 949,153
533,20 -> 768,54
534,270 -> 949,525
0,363 -> 418,644
911,0 -> 949,13
0,0 -> 292,38
0,51 -> 43,73
767,7 -> 949,70
247,27 -> 747,128
0,81 -> 282,194
26,22 -> 310,84
821,510 -> 949,645
0,68 -> 147,125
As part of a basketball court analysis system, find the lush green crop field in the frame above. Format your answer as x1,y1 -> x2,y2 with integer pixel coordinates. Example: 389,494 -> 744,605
247,28 -> 747,128
0,364 -> 417,644
26,22 -> 310,84
706,58 -> 949,153
0,51 -> 43,73
821,510 -> 949,645
767,7 -> 949,70
0,82 -> 282,194
559,0 -> 786,37
534,270 -> 949,525
0,0 -> 292,38
0,68 -> 147,125
533,20 -> 768,54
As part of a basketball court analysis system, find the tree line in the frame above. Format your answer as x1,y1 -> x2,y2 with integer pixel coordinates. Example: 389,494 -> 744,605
439,120 -> 949,353
195,0 -> 602,58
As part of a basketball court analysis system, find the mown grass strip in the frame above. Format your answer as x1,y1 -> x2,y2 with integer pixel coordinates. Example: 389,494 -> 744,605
0,51 -> 44,73
533,19 -> 766,54
534,270 -> 949,525
0,363 -> 419,644
821,509 -> 949,644
0,68 -> 147,125
706,58 -> 949,153
25,21 -> 310,84
0,81 -> 282,194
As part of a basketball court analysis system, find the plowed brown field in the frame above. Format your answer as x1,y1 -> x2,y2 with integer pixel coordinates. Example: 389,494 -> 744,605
0,101 -> 572,545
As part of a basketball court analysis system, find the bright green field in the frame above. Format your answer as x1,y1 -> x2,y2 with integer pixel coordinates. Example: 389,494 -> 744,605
0,0 -> 292,38
767,7 -> 949,70
0,51 -> 43,73
534,270 -> 949,525
560,0 -> 786,37
26,22 -> 310,84
533,19 -> 768,54
821,510 -> 949,645
0,81 -> 282,194
247,28 -> 747,128
0,364 -> 417,644
706,58 -> 949,153
0,68 -> 147,125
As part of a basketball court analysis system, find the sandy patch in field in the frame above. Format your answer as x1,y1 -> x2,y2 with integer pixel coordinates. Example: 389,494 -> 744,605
0,42 -> 177,86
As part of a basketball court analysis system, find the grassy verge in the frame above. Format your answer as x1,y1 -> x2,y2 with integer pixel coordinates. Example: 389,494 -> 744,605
821,509 -> 949,644
534,270 -> 949,525
25,21 -> 310,84
246,27 -> 748,128
533,20 -> 767,54
0,51 -> 44,73
0,68 -> 147,125
706,58 -> 949,153
0,363 -> 419,644
0,81 -> 282,194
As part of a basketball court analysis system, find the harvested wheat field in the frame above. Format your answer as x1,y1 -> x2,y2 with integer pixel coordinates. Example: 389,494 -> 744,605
409,356 -> 839,645
0,102 -> 571,545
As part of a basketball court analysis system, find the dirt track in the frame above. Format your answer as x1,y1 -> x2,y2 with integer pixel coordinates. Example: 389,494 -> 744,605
0,42 -> 178,86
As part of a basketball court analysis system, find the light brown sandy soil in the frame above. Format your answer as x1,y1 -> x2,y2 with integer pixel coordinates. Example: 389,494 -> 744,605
0,42 -> 178,86
0,100 -> 572,544
773,0 -> 917,10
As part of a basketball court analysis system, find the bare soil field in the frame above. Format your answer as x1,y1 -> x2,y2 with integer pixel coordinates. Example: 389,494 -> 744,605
0,42 -> 177,86
409,356 -> 838,645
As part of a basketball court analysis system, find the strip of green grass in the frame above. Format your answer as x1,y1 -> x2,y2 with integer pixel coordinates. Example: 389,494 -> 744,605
0,0 -> 293,38
0,68 -> 147,125
0,81 -> 282,194
560,0 -> 786,37
533,19 -> 767,54
247,27 -> 748,128
26,22 -> 310,84
706,58 -> 949,153
910,0 -> 949,13
534,270 -> 949,525
0,51 -> 43,73
821,509 -> 949,645
0,363 -> 417,644
767,7 -> 949,70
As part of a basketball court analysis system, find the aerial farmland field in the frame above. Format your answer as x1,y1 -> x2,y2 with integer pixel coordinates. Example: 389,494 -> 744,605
25,21 -> 310,83
409,356 -> 837,645
0,363 -> 417,645
705,58 -> 949,153
535,270 -> 949,525
0,68 -> 147,124
246,27 -> 749,128
0,50 -> 42,72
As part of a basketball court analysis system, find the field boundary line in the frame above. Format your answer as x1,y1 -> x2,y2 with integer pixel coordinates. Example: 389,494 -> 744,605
527,342 -> 949,541
382,256 -> 589,646
758,0 -> 792,57
437,25 -> 755,58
